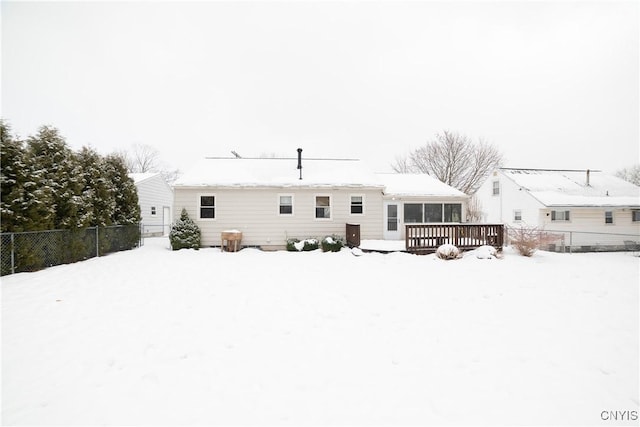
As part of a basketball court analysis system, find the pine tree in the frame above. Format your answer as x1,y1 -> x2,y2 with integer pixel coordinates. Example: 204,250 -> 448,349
76,147 -> 116,226
26,126 -> 84,229
104,154 -> 141,225
169,208 -> 201,250
1,121 -> 28,231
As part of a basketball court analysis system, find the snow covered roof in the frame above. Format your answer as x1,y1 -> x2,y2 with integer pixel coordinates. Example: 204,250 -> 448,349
501,168 -> 640,207
173,157 -> 384,189
376,173 -> 468,198
129,172 -> 160,184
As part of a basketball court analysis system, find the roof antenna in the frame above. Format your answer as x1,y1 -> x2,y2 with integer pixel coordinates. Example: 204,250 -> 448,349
231,151 -> 242,159
297,148 -> 303,180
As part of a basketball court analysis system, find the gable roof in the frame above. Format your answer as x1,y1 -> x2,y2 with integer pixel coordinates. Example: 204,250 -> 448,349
129,172 -> 160,184
173,157 -> 384,189
500,168 -> 640,207
375,173 -> 467,198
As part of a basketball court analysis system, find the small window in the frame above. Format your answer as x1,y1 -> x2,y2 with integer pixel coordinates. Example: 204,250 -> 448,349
199,195 -> 215,219
350,196 -> 364,214
633,210 -> 640,222
492,181 -> 500,196
315,196 -> 331,219
151,206 -> 157,216
605,211 -> 613,224
551,210 -> 570,221
514,210 -> 522,222
279,195 -> 293,215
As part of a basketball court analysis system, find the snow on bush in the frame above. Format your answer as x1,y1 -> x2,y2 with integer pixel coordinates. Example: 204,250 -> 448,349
169,208 -> 201,250
286,238 -> 319,252
321,235 -> 345,252
475,245 -> 498,259
435,244 -> 460,260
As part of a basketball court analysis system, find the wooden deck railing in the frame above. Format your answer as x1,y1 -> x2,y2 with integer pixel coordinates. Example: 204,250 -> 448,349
405,223 -> 505,254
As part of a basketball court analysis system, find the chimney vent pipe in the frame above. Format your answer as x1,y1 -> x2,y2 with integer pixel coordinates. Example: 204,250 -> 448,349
297,148 -> 303,180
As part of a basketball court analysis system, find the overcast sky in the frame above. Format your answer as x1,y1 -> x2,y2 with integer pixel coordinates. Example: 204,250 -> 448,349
2,1 -> 638,174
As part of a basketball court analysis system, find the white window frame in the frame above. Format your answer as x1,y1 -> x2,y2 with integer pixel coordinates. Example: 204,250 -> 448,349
551,210 -> 570,222
605,210 -> 613,225
278,194 -> 294,216
151,206 -> 157,216
198,194 -> 216,220
632,210 -> 640,222
492,181 -> 500,196
349,194 -> 365,215
314,194 -> 332,220
513,209 -> 522,222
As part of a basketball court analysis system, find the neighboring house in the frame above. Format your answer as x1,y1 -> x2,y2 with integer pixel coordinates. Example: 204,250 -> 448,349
130,173 -> 174,236
475,168 -> 640,250
172,154 -> 469,249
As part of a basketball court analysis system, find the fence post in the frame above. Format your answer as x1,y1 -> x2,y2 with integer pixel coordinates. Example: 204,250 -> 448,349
95,226 -> 100,257
569,231 -> 573,254
10,233 -> 15,274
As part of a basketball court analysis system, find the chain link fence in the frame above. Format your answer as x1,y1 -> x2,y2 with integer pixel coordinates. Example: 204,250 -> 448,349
1,224 -> 142,276
506,226 -> 640,254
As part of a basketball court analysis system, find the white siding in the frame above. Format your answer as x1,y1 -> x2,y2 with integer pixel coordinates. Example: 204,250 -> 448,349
135,175 -> 174,235
476,170 -> 545,226
174,187 -> 384,248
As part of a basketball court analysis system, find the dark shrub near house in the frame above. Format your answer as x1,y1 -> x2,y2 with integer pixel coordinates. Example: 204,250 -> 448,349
321,235 -> 345,252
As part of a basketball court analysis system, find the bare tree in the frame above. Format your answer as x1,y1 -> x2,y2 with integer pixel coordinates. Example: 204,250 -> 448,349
118,143 -> 181,184
465,194 -> 484,223
616,164 -> 640,186
391,130 -> 503,194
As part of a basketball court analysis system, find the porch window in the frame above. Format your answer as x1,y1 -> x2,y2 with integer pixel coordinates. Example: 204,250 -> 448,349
350,196 -> 364,214
404,203 -> 423,223
443,204 -> 462,222
551,210 -> 570,222
279,195 -> 293,215
404,203 -> 462,223
315,196 -> 331,219
424,204 -> 443,222
605,211 -> 613,224
199,195 -> 215,219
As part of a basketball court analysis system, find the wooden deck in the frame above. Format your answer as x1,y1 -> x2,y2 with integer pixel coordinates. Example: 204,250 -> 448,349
406,223 -> 505,254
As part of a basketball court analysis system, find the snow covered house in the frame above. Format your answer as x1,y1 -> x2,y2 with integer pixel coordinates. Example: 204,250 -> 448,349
475,168 -> 640,251
172,153 -> 469,250
130,173 -> 174,236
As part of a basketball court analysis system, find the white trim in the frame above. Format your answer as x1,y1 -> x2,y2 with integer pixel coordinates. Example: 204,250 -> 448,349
197,193 -> 216,220
314,194 -> 332,220
277,194 -> 294,216
349,194 -> 365,216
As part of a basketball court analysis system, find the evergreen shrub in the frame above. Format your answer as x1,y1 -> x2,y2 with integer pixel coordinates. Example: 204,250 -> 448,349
321,235 -> 344,252
287,238 -> 319,251
169,209 -> 201,250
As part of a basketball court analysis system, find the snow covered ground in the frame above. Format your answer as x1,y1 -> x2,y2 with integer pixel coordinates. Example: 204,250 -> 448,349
2,238 -> 639,426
